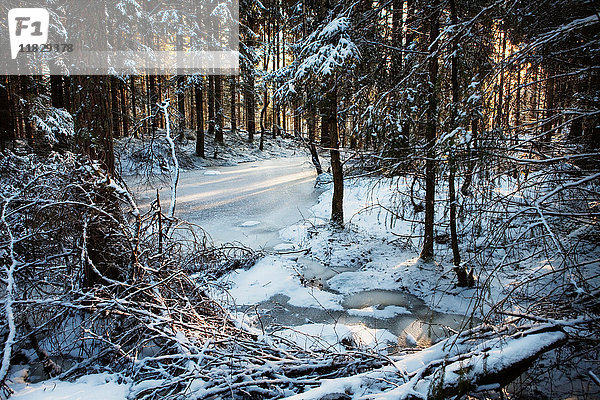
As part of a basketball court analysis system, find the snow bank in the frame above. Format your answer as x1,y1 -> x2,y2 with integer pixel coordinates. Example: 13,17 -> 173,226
9,373 -> 130,400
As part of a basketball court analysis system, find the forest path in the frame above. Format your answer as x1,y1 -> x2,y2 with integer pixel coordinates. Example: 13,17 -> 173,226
131,155 -> 320,249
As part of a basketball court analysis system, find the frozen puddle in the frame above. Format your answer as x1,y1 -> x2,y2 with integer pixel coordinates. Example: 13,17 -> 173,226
225,256 -> 473,350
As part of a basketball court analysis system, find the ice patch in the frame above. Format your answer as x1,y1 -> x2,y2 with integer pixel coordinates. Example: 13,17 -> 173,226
328,270 -> 399,294
274,323 -> 396,352
240,220 -> 261,227
347,305 -> 410,318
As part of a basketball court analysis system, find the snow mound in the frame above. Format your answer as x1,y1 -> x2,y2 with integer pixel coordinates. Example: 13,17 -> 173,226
273,243 -> 296,251
224,256 -> 343,310
203,170 -> 221,175
315,172 -> 333,188
279,217 -> 327,245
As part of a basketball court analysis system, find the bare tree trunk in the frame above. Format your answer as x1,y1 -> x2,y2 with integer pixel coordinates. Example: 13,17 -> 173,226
230,76 -> 237,134
215,76 -> 224,143
391,0 -> 404,76
293,100 -> 300,137
245,70 -> 256,142
120,80 -> 128,137
461,117 -> 478,196
195,78 -> 205,157
149,75 -> 159,135
307,102 -> 323,175
420,0 -> 440,261
260,87 -> 269,151
543,71 -> 556,142
448,0 -> 467,286
50,76 -> 64,109
326,89 -> 343,226
0,76 -> 13,150
130,76 -> 137,138
177,75 -> 186,139
76,76 -> 115,175
111,77 -> 121,139
208,76 -> 215,139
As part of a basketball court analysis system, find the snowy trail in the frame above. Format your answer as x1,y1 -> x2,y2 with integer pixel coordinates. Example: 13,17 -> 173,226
131,155 -> 320,249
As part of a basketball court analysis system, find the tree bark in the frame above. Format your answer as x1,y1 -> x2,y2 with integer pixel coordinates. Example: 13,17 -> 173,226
120,80 -> 128,137
245,70 -> 256,142
130,76 -> 137,138
50,76 -> 64,109
0,75 -> 13,150
260,86 -> 269,151
177,75 -> 186,139
448,0 -> 466,286
391,0 -> 404,76
76,76 -> 115,175
420,0 -> 440,261
326,89 -> 343,226
230,76 -> 237,134
195,78 -> 205,157
208,75 -> 215,138
215,76 -> 224,143
307,102 -> 323,175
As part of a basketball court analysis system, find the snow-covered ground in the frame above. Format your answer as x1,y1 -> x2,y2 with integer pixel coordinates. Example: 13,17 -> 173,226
8,373 -> 130,400
214,176 -> 480,355
8,155 -> 597,399
116,129 -> 306,177
217,172 -> 599,356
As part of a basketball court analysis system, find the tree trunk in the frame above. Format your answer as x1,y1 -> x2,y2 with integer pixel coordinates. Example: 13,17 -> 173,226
76,76 -> 115,175
130,76 -> 137,138
149,75 -> 159,135
307,102 -> 323,175
293,100 -> 301,137
120,80 -> 128,137
50,76 -> 64,108
420,0 -> 440,261
326,89 -> 343,226
111,77 -> 121,138
230,76 -> 237,134
0,76 -> 13,150
260,87 -> 269,151
448,0 -> 466,286
208,75 -> 215,138
215,75 -> 224,143
245,70 -> 256,142
543,71 -> 556,142
391,0 -> 404,76
195,78 -> 205,158
177,75 -> 186,139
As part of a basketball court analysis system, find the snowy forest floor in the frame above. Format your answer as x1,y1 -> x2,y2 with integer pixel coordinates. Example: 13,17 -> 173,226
3,140 -> 599,399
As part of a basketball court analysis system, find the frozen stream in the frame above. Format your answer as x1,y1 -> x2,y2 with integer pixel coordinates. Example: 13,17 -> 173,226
130,155 -> 320,249
130,156 -> 470,349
